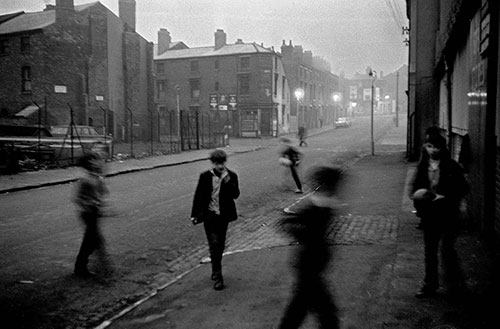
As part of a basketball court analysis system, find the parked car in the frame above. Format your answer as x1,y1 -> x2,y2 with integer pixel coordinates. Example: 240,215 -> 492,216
50,125 -> 113,155
50,125 -> 104,138
335,117 -> 352,128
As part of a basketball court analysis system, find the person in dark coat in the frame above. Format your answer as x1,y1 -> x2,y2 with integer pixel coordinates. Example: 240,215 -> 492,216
280,137 -> 303,193
73,151 -> 109,278
278,166 -> 344,329
190,149 -> 240,290
410,133 -> 469,298
297,125 -> 308,147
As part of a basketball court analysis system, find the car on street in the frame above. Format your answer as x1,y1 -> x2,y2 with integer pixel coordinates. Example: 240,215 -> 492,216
50,125 -> 113,154
335,117 -> 352,128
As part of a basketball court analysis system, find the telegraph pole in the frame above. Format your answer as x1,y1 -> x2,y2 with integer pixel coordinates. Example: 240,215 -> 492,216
395,71 -> 399,127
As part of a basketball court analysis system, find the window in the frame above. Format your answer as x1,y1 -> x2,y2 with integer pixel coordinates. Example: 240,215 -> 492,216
20,36 -> 30,53
0,39 -> 8,55
215,81 -> 219,91
156,62 -> 165,74
274,73 -> 279,97
215,59 -> 219,70
190,78 -> 200,99
239,56 -> 250,71
238,74 -> 250,95
274,56 -> 278,70
157,79 -> 167,99
21,66 -> 32,92
282,77 -> 286,99
190,60 -> 199,72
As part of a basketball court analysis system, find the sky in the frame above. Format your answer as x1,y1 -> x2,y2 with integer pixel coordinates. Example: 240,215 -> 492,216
0,0 -> 409,77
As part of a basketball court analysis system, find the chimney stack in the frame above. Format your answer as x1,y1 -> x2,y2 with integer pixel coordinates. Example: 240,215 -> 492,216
55,0 -> 74,24
214,29 -> 226,50
119,0 -> 136,31
158,28 -> 172,54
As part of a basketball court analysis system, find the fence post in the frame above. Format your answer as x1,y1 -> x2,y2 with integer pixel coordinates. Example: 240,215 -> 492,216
127,107 -> 134,157
147,107 -> 153,154
196,111 -> 200,149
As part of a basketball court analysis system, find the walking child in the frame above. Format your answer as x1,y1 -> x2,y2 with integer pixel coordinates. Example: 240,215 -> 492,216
73,151 -> 109,277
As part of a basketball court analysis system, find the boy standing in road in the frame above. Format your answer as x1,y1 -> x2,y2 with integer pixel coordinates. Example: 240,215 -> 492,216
190,150 -> 240,290
73,151 -> 110,278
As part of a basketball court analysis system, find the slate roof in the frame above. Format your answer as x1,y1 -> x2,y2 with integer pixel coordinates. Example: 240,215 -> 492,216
0,2 -> 98,35
155,42 -> 276,60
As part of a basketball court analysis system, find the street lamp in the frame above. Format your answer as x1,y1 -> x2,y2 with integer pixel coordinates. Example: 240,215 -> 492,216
368,68 -> 377,156
332,93 -> 341,118
294,88 -> 304,131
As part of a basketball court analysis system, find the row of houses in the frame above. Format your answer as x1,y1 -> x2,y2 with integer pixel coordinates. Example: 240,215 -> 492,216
406,0 -> 500,240
0,0 -> 344,142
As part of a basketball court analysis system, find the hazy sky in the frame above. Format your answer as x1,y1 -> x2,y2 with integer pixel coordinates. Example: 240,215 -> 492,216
1,0 -> 409,77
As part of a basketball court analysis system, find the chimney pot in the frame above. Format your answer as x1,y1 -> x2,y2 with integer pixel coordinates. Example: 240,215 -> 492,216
214,29 -> 227,50
119,0 -> 136,31
158,28 -> 172,54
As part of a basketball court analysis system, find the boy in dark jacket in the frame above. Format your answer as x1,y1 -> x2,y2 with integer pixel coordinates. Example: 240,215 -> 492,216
73,151 -> 109,277
410,133 -> 469,298
190,150 -> 240,290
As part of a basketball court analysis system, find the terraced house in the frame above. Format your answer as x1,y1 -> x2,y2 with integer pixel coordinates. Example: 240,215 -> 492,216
154,29 -> 291,138
0,0 -> 154,142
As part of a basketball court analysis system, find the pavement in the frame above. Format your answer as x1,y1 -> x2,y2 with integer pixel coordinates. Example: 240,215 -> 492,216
2,121 -> 499,329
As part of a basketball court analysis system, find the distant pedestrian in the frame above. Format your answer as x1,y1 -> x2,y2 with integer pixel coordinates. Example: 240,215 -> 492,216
409,133 -> 469,298
279,137 -> 303,193
73,151 -> 110,278
190,149 -> 240,291
278,165 -> 344,329
298,126 -> 308,147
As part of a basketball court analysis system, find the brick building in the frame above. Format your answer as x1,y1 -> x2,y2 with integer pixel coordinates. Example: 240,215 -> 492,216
0,0 -> 154,142
280,40 -> 339,131
345,71 -> 387,116
154,29 -> 291,138
406,0 -> 500,238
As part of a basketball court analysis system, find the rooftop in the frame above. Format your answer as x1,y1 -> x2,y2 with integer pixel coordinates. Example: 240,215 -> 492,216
155,42 -> 276,60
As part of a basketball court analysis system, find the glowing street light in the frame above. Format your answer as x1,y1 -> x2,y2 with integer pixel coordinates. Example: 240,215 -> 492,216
368,68 -> 377,155
295,88 -> 304,130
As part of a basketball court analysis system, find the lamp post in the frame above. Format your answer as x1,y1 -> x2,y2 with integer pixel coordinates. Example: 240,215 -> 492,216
294,88 -> 304,131
368,68 -> 377,156
332,93 -> 341,120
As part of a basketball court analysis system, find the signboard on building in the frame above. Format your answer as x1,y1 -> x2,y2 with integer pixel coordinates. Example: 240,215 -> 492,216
54,85 -> 67,93
209,94 -> 218,110
229,94 -> 237,110
219,94 -> 228,105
